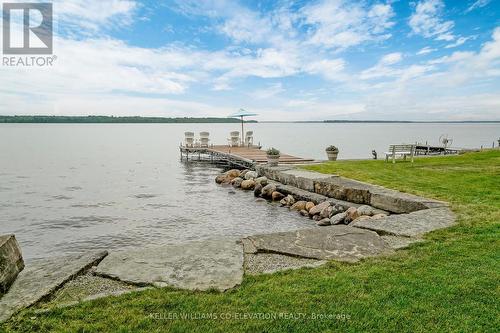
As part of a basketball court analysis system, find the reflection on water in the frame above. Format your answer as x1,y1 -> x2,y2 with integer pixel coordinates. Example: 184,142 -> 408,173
0,123 -> 498,261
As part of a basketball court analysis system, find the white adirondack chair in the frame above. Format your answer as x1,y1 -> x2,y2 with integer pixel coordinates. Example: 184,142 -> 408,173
199,132 -> 210,147
245,131 -> 253,147
228,131 -> 240,147
184,132 -> 195,148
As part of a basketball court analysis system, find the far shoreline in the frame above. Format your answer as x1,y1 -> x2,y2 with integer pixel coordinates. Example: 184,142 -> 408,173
0,115 -> 499,124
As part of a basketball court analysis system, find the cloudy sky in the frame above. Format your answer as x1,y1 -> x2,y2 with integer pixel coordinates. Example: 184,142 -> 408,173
1,0 -> 499,121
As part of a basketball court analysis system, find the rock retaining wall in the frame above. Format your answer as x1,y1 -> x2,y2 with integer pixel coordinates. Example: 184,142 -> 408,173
256,165 -> 448,214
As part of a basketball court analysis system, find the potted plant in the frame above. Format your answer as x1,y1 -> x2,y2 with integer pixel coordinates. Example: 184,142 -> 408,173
325,145 -> 339,161
266,148 -> 280,166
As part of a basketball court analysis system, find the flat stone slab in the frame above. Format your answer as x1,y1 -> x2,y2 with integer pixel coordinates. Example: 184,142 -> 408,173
0,251 -> 107,323
244,226 -> 392,262
351,207 -> 455,237
95,239 -> 243,291
244,253 -> 326,275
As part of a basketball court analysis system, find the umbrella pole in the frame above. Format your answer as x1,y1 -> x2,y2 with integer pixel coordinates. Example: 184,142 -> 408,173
241,116 -> 244,146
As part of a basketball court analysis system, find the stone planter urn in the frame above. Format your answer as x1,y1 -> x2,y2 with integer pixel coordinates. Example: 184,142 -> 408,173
266,148 -> 280,166
326,146 -> 339,161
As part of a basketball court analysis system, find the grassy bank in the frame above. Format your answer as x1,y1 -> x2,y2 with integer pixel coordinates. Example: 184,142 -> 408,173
3,151 -> 499,332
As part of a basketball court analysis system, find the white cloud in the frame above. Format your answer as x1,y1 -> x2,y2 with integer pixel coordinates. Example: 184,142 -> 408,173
445,36 -> 472,48
466,0 -> 492,12
303,59 -> 346,81
301,0 -> 395,50
417,46 -> 437,55
360,52 -> 406,79
380,52 -> 403,65
409,0 -> 455,41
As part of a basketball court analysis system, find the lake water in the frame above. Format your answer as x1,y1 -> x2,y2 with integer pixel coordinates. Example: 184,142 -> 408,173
0,123 -> 498,261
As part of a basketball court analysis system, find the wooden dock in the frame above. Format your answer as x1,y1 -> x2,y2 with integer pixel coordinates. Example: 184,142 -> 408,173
180,145 -> 314,168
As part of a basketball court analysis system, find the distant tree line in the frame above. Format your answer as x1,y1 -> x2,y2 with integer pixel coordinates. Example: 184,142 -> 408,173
0,115 -> 258,123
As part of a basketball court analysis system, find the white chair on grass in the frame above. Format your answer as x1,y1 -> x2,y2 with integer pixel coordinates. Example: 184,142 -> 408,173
199,132 -> 210,147
184,132 -> 195,147
245,131 -> 253,147
228,131 -> 240,147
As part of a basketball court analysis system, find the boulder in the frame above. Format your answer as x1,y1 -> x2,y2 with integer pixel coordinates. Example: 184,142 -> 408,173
226,169 -> 241,178
215,174 -> 229,184
244,171 -> 258,180
305,202 -> 315,212
344,207 -> 360,224
372,213 -> 388,219
320,205 -> 334,219
231,177 -> 243,188
291,201 -> 307,211
316,218 -> 331,226
299,209 -> 309,217
312,215 -> 321,221
357,205 -> 376,216
255,176 -> 268,186
261,184 -> 277,198
254,183 -> 263,197
240,169 -> 249,178
271,191 -> 285,201
330,212 -> 347,225
330,204 -> 346,216
241,179 -> 256,190
280,195 -> 296,207
215,169 -> 241,184
309,201 -> 330,216
0,235 -> 24,294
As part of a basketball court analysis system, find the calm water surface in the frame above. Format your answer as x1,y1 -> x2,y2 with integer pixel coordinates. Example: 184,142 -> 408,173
0,123 -> 498,261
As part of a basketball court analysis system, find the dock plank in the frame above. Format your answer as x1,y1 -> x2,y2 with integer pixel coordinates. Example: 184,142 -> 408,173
181,145 -> 314,165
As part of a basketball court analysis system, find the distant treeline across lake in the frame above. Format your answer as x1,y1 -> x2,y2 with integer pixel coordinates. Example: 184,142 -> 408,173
0,116 -> 257,123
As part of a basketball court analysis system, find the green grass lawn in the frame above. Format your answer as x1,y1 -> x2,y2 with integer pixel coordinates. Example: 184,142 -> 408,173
3,151 -> 499,333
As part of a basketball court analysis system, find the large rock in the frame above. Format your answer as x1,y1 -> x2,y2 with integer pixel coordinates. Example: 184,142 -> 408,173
231,177 -> 243,188
244,171 -> 258,180
241,179 -> 256,190
0,235 -> 24,294
254,183 -> 263,197
316,218 -> 331,226
290,200 -> 307,211
95,239 -> 243,291
215,169 -> 241,184
255,176 -> 268,186
351,207 -> 455,237
244,226 -> 392,262
320,205 -> 334,219
280,195 -> 295,207
313,177 -> 371,204
0,251 -> 107,323
305,202 -> 315,212
344,207 -> 360,223
369,187 -> 447,214
226,169 -> 241,178
357,205 -> 376,216
309,201 -> 330,216
271,191 -> 285,201
261,184 -> 277,198
330,212 -> 347,225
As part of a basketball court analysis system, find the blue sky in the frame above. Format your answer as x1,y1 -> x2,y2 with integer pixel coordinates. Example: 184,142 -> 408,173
1,0 -> 499,120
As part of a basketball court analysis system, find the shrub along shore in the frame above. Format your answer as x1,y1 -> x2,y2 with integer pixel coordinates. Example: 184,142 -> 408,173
2,151 -> 499,332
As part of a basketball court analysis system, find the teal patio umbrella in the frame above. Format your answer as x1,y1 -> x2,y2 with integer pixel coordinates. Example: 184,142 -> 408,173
228,109 -> 258,145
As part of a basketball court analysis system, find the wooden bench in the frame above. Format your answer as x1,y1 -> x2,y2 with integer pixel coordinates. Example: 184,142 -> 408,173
385,144 -> 416,163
